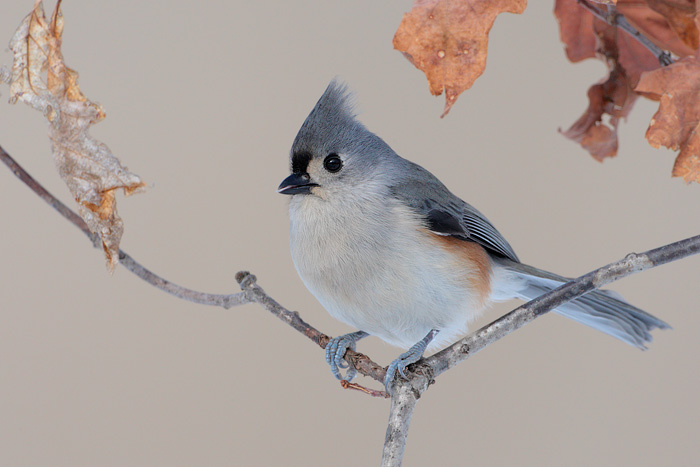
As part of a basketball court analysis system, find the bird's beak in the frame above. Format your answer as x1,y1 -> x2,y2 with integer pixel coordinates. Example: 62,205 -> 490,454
277,173 -> 318,195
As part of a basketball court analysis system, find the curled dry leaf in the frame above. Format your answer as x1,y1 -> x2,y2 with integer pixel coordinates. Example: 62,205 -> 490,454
557,1 -> 663,161
7,1 -> 144,271
560,67 -> 638,161
393,0 -> 526,117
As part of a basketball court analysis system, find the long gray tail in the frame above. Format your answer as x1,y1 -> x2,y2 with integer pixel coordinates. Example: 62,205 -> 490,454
499,260 -> 670,349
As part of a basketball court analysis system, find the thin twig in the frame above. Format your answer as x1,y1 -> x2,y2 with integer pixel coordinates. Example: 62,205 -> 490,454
340,380 -> 390,398
1,144 -> 94,239
235,271 -> 388,384
119,250 -> 247,308
577,0 -> 674,66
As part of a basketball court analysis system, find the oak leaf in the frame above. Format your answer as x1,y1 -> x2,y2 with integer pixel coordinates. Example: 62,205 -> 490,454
7,0 -> 144,271
393,0 -> 526,117
636,52 -> 700,183
633,0 -> 700,183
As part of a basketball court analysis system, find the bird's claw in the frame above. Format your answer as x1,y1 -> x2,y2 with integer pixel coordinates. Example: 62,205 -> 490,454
384,349 -> 423,394
325,332 -> 366,382
384,329 -> 439,395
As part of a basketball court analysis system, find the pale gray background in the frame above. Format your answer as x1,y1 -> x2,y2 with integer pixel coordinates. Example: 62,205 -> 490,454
1,1 -> 698,466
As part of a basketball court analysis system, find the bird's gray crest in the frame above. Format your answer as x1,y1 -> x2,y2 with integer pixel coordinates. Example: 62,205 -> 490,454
291,79 -> 362,163
304,79 -> 357,129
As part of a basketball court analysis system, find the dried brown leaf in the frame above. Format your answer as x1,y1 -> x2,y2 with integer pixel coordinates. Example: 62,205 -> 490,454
561,67 -> 638,160
644,0 -> 698,51
555,0 -> 598,62
393,0 -> 526,117
7,1 -> 144,271
554,0 -> 696,163
632,0 -> 700,183
554,0 -> 692,81
618,1 -> 695,58
556,1 -> 651,160
636,53 -> 700,183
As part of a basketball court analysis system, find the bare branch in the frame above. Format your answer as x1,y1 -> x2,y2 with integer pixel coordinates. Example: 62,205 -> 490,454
119,250 -> 248,308
235,271 -> 388,384
382,378 -> 426,467
1,144 -> 93,239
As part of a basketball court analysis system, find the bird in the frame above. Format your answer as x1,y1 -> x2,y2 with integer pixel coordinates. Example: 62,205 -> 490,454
277,80 -> 669,393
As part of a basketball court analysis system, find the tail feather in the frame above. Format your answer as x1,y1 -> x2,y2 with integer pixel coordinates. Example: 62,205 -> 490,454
500,261 -> 669,349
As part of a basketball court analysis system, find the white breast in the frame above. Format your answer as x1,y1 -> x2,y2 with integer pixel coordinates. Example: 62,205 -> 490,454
288,188 -> 491,350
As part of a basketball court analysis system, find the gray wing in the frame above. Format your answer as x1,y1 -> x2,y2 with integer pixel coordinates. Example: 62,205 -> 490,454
389,160 -> 519,262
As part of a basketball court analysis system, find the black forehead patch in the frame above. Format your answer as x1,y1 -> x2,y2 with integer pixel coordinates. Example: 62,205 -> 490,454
291,151 -> 313,174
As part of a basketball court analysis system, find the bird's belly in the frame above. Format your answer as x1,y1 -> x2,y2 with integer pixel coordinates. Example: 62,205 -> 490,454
289,198 -> 491,350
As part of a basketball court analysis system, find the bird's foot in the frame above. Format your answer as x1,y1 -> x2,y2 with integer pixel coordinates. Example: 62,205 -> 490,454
325,331 -> 368,382
384,329 -> 439,394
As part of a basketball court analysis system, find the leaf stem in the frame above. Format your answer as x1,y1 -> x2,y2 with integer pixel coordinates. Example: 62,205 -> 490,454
577,0 -> 674,66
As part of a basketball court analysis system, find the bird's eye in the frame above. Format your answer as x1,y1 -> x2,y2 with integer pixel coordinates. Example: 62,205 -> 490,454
323,154 -> 343,173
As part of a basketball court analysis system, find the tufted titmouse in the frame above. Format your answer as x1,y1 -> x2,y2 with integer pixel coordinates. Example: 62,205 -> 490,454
278,81 -> 668,392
